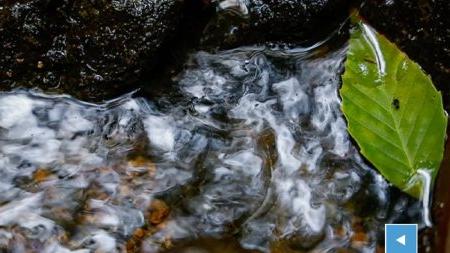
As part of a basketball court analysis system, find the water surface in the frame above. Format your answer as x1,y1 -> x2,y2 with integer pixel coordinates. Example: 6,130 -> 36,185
0,42 -> 426,252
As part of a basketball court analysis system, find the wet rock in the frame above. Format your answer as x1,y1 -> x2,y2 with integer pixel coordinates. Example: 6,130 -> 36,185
429,126 -> 450,252
202,0 -> 349,48
0,0 -> 183,100
360,0 -> 450,110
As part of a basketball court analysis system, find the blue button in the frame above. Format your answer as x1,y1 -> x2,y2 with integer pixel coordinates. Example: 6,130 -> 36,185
385,224 -> 417,253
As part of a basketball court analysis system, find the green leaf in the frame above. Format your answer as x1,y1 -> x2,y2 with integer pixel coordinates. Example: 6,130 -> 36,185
340,18 -> 448,198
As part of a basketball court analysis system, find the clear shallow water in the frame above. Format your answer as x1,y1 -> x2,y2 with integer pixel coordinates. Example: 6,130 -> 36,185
0,44 -> 426,252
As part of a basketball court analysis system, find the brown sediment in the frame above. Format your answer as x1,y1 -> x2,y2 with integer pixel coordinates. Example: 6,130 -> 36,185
126,227 -> 153,253
148,199 -> 170,226
126,199 -> 171,252
159,237 -> 261,253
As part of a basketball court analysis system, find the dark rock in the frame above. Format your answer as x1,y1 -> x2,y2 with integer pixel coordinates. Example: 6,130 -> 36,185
360,0 -> 450,110
0,0 -> 183,100
202,0 -> 350,48
429,125 -> 450,252
140,0 -> 215,99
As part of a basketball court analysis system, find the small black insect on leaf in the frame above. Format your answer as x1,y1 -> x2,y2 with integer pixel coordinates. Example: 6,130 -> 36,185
392,98 -> 400,110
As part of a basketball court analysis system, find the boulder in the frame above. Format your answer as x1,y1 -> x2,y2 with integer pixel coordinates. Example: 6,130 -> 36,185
0,0 -> 183,100
202,0 -> 349,48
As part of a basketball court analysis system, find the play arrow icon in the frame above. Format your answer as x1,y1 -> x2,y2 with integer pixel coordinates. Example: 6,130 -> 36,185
385,224 -> 417,253
396,235 -> 406,246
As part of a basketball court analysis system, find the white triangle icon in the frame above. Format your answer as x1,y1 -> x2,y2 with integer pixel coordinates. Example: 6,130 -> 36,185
396,235 -> 406,246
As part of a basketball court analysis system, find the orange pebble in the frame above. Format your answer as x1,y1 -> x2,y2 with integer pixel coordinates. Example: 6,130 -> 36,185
149,199 -> 170,225
33,168 -> 52,182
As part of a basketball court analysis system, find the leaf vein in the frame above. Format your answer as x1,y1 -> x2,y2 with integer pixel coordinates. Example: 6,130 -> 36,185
346,82 -> 391,112
361,140 -> 411,169
348,115 -> 405,155
344,95 -> 397,132
412,106 -> 438,162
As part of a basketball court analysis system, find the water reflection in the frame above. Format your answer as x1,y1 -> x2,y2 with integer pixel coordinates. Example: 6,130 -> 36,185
0,44 -> 425,252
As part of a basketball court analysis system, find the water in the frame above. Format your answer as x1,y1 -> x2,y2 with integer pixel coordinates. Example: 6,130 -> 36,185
0,42 -> 427,252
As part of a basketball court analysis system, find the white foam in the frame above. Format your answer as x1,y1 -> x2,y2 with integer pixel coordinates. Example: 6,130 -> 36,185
144,115 -> 175,151
0,94 -> 36,129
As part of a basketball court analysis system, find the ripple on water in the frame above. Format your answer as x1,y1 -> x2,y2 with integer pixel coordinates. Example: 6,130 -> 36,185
0,46 -> 423,252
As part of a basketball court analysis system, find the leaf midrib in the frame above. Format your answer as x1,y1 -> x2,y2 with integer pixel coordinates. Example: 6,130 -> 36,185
381,51 -> 416,176
380,87 -> 414,175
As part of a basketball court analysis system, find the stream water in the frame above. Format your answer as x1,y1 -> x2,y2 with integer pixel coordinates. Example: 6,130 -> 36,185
0,39 -> 428,252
